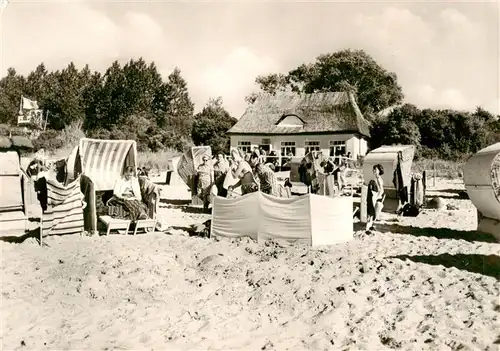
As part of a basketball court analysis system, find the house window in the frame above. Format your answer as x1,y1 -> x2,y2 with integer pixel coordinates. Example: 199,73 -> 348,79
280,141 -> 296,157
237,141 -> 252,154
329,140 -> 346,157
305,141 -> 320,155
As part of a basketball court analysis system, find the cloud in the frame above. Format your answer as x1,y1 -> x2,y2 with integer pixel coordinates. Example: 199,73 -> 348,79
1,2 -> 497,117
411,84 -> 478,111
440,8 -> 482,41
119,12 -> 166,60
484,98 -> 500,116
351,7 -> 435,61
1,2 -> 166,75
189,47 -> 278,116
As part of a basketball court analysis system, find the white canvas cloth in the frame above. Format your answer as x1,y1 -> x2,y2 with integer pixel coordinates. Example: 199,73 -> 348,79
211,192 -> 353,247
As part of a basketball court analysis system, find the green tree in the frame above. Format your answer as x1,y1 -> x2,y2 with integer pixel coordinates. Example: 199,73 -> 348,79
154,67 -> 195,137
0,68 -> 25,124
413,108 -> 449,151
55,63 -> 87,128
249,49 -> 404,116
370,104 -> 421,149
24,63 -> 49,103
191,97 -> 237,155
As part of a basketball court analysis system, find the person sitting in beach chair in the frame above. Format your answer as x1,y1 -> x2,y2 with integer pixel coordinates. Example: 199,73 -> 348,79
107,166 -> 149,221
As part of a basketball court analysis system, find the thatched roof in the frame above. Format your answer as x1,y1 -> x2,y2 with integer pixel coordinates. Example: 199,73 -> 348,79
228,92 -> 370,137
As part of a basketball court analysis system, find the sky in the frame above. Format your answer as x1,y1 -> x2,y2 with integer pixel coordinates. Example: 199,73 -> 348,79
1,0 -> 499,118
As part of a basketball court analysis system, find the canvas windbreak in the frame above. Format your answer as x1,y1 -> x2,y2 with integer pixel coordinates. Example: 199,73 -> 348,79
177,146 -> 212,190
211,192 -> 353,246
41,177 -> 85,237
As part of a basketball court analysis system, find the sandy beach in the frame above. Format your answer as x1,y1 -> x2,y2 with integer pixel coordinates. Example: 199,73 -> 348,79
1,177 -> 499,350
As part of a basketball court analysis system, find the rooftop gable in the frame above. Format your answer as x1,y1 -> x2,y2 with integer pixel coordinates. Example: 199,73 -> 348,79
228,91 -> 370,137
276,114 -> 305,127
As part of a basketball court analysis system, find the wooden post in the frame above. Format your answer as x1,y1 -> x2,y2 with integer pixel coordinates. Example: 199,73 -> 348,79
39,215 -> 43,246
360,185 -> 368,224
433,160 -> 436,188
43,111 -> 49,131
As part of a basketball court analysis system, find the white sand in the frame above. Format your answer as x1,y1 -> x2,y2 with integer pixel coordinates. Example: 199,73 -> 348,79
1,177 -> 499,350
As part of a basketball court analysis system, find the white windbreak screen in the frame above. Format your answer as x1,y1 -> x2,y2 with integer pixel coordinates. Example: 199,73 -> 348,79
211,192 -> 353,247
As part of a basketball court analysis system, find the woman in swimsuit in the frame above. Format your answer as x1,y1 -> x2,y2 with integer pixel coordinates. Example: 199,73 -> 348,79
366,164 -> 385,231
228,149 -> 258,195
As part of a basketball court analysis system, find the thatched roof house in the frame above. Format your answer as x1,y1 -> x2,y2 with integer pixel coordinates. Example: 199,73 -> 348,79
228,92 -> 370,136
227,92 -> 371,163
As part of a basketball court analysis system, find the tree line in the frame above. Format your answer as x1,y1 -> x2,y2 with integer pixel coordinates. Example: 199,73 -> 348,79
0,50 -> 498,159
248,49 -> 499,160
0,59 -> 237,154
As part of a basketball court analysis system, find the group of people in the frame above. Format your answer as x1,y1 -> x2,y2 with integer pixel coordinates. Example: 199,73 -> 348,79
195,148 -> 291,212
195,148 -> 386,233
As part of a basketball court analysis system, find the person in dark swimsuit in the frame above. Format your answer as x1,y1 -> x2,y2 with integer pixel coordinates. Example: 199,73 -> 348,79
366,164 -> 385,231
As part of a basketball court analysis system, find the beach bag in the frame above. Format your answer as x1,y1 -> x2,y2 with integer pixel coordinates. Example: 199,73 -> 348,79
401,203 -> 420,217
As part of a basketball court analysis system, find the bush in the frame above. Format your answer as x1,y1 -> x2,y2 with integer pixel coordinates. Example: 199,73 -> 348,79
138,149 -> 180,172
412,158 -> 465,179
32,129 -> 65,151
0,124 -> 31,137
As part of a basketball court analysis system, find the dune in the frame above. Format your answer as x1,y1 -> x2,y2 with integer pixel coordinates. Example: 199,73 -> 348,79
1,177 -> 499,350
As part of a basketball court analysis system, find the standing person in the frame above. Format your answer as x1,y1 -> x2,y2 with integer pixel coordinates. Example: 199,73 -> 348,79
254,162 -> 280,197
213,153 -> 229,198
196,155 -> 214,213
335,161 -> 347,193
228,149 -> 258,195
366,164 -> 385,231
110,166 -> 148,220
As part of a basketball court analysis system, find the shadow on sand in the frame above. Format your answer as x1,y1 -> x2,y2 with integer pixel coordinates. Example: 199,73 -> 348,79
355,222 -> 497,243
377,223 -> 497,243
170,225 -> 210,238
159,199 -> 191,206
0,228 -> 41,244
180,206 -> 211,215
389,253 -> 500,279
425,194 -> 467,200
426,189 -> 469,199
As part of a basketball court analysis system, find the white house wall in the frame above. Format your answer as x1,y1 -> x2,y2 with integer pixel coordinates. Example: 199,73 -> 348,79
230,134 -> 368,159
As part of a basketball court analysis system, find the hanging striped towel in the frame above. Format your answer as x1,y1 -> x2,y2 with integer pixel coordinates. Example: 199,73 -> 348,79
42,176 -> 85,237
